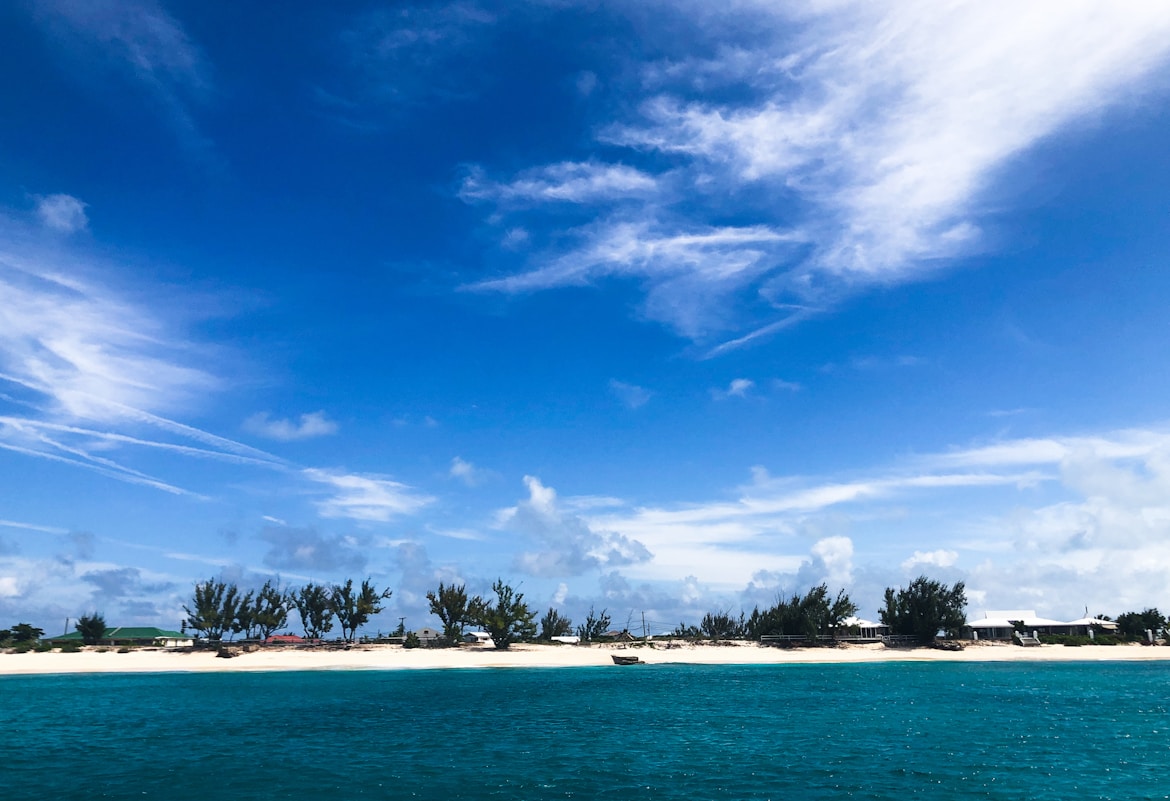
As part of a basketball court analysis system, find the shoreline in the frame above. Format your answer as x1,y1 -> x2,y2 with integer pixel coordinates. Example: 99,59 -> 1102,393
3,640 -> 1170,676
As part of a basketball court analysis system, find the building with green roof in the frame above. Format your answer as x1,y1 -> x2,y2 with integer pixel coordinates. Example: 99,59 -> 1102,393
44,627 -> 192,647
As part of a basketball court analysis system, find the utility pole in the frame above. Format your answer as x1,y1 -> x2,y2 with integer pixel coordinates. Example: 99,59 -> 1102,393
642,612 -> 647,640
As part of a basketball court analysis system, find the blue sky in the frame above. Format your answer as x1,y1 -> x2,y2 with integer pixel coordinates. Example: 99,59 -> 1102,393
3,0 -> 1170,636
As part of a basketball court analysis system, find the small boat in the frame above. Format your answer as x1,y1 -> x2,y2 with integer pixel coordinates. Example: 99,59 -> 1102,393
611,655 -> 643,665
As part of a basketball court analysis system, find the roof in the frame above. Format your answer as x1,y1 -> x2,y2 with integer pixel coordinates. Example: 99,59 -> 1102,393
44,627 -> 187,641
842,616 -> 886,629
967,611 -> 1078,628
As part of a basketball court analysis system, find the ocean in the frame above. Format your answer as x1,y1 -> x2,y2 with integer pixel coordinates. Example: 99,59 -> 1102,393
3,662 -> 1168,800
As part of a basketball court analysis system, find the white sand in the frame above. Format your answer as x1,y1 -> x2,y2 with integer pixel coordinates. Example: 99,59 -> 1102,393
3,640 -> 1169,676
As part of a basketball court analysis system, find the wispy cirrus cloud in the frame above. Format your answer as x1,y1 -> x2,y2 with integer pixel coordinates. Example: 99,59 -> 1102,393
460,162 -> 658,205
30,0 -> 211,147
305,468 -> 434,522
462,1 -> 1170,349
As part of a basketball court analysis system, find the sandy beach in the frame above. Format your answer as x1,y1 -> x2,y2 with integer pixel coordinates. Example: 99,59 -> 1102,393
3,640 -> 1169,676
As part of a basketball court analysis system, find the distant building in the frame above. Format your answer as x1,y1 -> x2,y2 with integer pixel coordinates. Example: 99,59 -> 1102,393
44,627 -> 192,647
416,627 -> 441,642
963,610 -> 1118,640
550,635 -> 580,645
463,631 -> 492,645
265,634 -> 305,645
841,616 -> 889,640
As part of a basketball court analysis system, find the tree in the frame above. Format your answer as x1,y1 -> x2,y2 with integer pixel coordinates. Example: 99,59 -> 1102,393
539,608 -> 573,640
10,623 -> 44,643
744,584 -> 857,641
331,578 -> 392,642
76,613 -> 107,645
470,579 -> 536,650
426,582 -> 470,641
293,582 -> 334,640
235,590 -> 256,640
700,610 -> 746,640
1115,608 -> 1167,640
575,605 -> 611,642
250,581 -> 290,641
880,576 -> 967,644
184,579 -> 241,641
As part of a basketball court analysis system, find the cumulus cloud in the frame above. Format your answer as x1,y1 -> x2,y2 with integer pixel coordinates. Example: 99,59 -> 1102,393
500,476 -> 652,577
304,468 -> 434,522
244,411 -> 338,441
901,549 -> 959,572
34,194 -> 88,233
258,525 -> 367,573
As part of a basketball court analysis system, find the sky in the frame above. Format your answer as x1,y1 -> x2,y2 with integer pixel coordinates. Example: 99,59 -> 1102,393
3,0 -> 1170,637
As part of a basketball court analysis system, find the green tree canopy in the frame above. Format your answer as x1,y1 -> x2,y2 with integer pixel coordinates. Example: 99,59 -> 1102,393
575,605 -> 611,642
293,582 -> 334,640
249,580 -> 290,641
10,623 -> 44,643
76,613 -> 106,645
880,576 -> 967,644
745,584 -> 857,641
331,578 -> 392,642
539,607 -> 573,640
184,579 -> 241,641
1115,608 -> 1167,639
426,582 -> 470,640
470,579 -> 536,650
700,610 -> 746,640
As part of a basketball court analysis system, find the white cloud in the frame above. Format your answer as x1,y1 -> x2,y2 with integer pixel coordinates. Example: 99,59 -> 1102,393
305,468 -> 434,522
0,519 -> 69,535
609,379 -> 651,409
449,455 -> 489,486
499,475 -> 652,577
464,2 -> 1170,347
460,162 -> 658,205
901,549 -> 958,572
469,220 -> 805,338
712,378 -> 754,399
244,411 -> 338,441
33,0 -> 211,147
34,194 -> 88,233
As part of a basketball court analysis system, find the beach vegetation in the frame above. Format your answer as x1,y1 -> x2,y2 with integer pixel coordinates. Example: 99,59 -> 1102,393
470,579 -> 537,650
184,579 -> 242,641
249,580 -> 291,641
403,631 -> 422,649
539,607 -> 573,640
331,578 -> 393,642
576,605 -> 611,642
427,582 -> 471,640
1114,608 -> 1167,641
880,576 -> 967,643
672,622 -> 701,638
9,622 -> 44,643
701,610 -> 746,639
76,613 -> 106,645
293,582 -> 334,640
745,584 -> 857,641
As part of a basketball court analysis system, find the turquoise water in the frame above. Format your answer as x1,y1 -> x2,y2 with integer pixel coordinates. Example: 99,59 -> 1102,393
3,662 -> 1168,799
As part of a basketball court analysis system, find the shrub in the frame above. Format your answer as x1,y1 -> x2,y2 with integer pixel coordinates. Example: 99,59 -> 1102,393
403,631 -> 421,649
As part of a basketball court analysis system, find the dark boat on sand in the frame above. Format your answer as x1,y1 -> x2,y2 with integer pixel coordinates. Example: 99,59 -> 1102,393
611,655 -> 643,665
